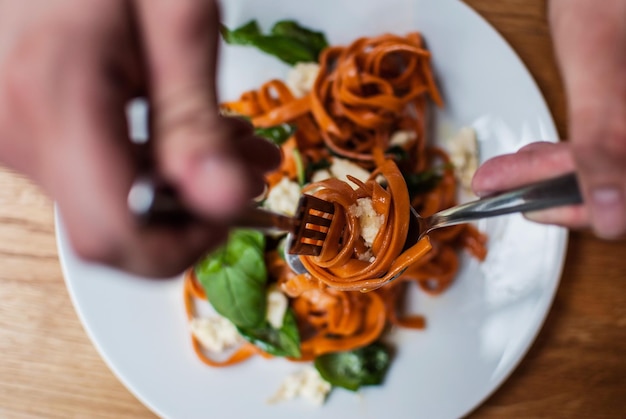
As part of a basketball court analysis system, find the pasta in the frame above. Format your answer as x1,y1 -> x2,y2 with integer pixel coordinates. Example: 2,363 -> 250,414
184,28 -> 487,387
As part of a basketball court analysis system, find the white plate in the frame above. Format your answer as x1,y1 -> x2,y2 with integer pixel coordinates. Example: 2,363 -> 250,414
56,1 -> 567,418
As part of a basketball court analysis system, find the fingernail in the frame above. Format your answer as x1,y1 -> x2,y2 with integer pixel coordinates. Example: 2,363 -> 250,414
523,210 -> 545,223
591,187 -> 626,239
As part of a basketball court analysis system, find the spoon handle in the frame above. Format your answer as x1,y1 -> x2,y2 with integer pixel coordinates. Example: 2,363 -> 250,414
429,172 -> 583,229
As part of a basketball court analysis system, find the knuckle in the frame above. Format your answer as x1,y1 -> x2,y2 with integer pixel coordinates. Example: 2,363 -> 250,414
573,130 -> 626,163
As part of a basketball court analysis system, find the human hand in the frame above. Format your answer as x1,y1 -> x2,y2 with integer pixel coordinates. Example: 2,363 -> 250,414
0,0 -> 281,276
472,0 -> 626,239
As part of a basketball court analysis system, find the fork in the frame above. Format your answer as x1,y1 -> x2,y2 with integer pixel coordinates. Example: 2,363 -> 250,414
130,172 -> 582,274
412,171 -> 582,241
285,172 -> 582,274
127,174 -> 336,256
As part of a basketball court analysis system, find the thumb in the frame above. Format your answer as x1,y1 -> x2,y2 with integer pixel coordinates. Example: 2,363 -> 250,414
135,0 -> 261,218
550,0 -> 626,239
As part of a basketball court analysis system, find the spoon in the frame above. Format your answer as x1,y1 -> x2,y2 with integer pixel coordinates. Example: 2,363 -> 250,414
286,172 -> 582,274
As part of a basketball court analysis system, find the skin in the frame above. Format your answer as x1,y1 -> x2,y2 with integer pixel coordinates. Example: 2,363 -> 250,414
0,0 -> 281,277
472,0 -> 626,239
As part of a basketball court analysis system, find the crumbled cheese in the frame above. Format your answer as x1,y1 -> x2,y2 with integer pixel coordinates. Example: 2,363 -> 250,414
189,316 -> 242,353
310,168 -> 332,183
263,177 -> 301,216
389,130 -> 417,147
447,127 -> 479,191
357,249 -> 374,262
268,367 -> 332,406
266,284 -> 288,329
286,62 -> 320,98
349,197 -> 384,247
329,158 -> 371,188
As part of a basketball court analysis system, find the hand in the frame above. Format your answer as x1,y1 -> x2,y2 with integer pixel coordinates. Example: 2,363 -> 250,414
0,0 -> 281,277
473,0 -> 626,239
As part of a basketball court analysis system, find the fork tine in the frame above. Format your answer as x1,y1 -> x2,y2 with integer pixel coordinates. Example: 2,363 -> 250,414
288,194 -> 335,256
301,228 -> 327,241
291,243 -> 323,256
300,194 -> 334,213
304,214 -> 333,227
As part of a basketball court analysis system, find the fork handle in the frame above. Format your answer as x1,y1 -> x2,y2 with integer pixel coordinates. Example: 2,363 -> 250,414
431,172 -> 583,228
129,173 -> 297,233
234,206 -> 297,233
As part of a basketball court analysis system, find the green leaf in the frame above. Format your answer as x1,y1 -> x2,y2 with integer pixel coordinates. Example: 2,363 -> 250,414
404,170 -> 442,198
254,124 -> 296,145
386,145 -> 410,162
195,229 -> 268,328
238,309 -> 301,358
292,148 -> 306,186
314,342 -> 391,391
306,157 -> 331,178
219,20 -> 261,45
270,20 -> 328,59
247,35 -> 318,65
220,19 -> 328,65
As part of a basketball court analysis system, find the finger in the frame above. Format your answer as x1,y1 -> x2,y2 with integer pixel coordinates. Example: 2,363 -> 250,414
524,206 -> 588,229
550,0 -> 626,239
471,141 -> 588,228
118,222 -> 229,278
41,45 -> 211,274
472,141 -> 575,196
134,0 -> 277,218
571,125 -> 626,240
52,71 -> 231,277
49,70 -> 138,266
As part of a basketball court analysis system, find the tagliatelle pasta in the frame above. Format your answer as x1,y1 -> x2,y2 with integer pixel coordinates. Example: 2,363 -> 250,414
184,29 -> 487,379
290,159 -> 433,292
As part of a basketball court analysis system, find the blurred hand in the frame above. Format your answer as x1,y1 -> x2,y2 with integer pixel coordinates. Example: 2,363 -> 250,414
473,0 -> 626,239
0,0 -> 280,276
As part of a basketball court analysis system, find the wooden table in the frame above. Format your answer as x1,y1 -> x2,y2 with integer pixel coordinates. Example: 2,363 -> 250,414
1,1 -> 625,417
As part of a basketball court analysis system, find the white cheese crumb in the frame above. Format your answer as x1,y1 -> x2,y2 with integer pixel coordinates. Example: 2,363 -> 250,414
389,130 -> 417,147
266,284 -> 288,329
349,197 -> 384,247
310,168 -> 332,183
286,62 -> 320,98
357,249 -> 374,262
329,158 -> 371,189
189,316 -> 242,353
268,367 -> 332,406
447,127 -> 479,191
264,177 -> 301,216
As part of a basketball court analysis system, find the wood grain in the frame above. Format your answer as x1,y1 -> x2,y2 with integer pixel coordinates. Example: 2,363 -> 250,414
0,1 -> 624,418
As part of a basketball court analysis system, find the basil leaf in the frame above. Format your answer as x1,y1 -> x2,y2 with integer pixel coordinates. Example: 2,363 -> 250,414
254,124 -> 296,145
219,20 -> 261,45
314,342 -> 391,391
238,309 -> 301,358
306,157 -> 331,176
404,170 -> 442,198
220,19 -> 328,65
270,20 -> 328,59
386,145 -> 410,162
195,229 -> 267,328
245,35 -> 318,65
